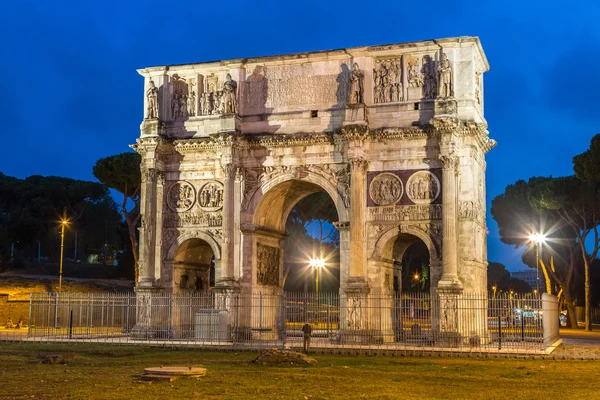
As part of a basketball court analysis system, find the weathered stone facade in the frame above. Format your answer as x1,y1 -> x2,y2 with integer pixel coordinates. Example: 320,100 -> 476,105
132,36 -> 494,308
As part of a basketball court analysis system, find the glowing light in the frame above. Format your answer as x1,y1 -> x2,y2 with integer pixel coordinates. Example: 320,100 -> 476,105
414,273 -> 420,280
529,233 -> 546,244
61,220 -> 68,225
309,258 -> 325,269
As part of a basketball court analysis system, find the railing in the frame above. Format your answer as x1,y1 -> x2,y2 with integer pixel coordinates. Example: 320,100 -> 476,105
16,291 -> 559,354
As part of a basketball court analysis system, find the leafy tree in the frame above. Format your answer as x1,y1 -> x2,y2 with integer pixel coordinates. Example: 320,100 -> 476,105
486,262 -> 532,294
92,152 -> 142,281
573,134 -> 600,182
487,262 -> 510,288
0,173 -> 120,265
491,178 -> 581,328
528,176 -> 600,331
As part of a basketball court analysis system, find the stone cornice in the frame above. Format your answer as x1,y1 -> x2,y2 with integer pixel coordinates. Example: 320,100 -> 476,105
150,121 -> 494,155
246,132 -> 335,148
240,223 -> 288,239
130,137 -> 166,156
138,36 -> 487,75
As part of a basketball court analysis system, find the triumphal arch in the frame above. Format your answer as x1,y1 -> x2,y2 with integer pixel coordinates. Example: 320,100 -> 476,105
132,36 -> 495,338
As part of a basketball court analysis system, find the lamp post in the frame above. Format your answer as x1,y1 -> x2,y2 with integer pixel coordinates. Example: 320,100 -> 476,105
59,209 -> 69,293
309,258 -> 325,325
529,233 -> 546,295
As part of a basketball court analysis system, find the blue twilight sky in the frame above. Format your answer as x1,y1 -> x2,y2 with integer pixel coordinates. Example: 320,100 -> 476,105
0,0 -> 598,272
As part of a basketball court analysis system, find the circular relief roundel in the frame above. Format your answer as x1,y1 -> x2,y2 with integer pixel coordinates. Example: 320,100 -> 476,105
167,181 -> 196,212
369,173 -> 403,206
406,171 -> 440,204
198,181 -> 224,211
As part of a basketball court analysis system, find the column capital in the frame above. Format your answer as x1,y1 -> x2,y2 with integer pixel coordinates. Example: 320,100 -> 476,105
221,163 -> 236,179
438,153 -> 459,171
349,157 -> 369,173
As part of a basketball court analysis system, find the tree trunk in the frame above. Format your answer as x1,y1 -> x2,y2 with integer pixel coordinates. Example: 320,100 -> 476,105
540,261 -> 552,294
127,220 -> 139,282
583,256 -> 591,331
563,291 -> 579,329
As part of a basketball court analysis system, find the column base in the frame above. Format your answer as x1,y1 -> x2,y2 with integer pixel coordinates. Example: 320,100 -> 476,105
437,275 -> 463,293
131,287 -> 171,339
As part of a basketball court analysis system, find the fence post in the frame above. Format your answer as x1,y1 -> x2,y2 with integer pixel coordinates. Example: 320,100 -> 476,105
498,313 -> 502,350
259,292 -> 263,350
521,310 -> 525,341
27,292 -> 33,340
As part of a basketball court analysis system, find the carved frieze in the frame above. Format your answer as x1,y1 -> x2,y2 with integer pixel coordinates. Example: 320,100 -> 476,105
373,58 -> 402,104
368,204 -> 442,222
240,167 -> 264,211
367,223 -> 385,243
257,244 -> 280,286
422,55 -> 437,100
167,181 -> 196,212
459,200 -> 485,224
369,173 -> 403,206
262,63 -> 349,108
171,75 -> 190,120
406,171 -> 440,204
164,210 -> 223,228
198,181 -> 224,211
407,58 -> 423,88
161,229 -> 178,261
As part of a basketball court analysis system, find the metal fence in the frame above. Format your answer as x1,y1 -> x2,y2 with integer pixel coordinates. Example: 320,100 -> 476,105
18,290 -> 559,354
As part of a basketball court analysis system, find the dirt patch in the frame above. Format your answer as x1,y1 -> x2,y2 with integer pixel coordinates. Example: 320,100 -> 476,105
252,348 -> 316,366
36,353 -> 75,364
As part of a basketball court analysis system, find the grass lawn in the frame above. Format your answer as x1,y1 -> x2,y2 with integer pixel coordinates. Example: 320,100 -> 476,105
0,343 -> 598,399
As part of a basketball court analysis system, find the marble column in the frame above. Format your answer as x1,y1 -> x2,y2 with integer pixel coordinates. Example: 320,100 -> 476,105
218,164 -> 236,286
138,166 -> 158,288
437,153 -> 462,291
348,157 -> 369,286
153,171 -> 165,282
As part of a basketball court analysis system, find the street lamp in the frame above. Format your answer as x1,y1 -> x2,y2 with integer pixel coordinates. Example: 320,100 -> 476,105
59,214 -> 69,293
309,258 -> 325,297
309,258 -> 325,325
492,285 -> 497,298
529,233 -> 547,295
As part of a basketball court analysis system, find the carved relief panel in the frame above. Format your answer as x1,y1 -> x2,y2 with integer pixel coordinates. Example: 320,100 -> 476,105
257,244 -> 280,286
198,181 -> 224,211
167,181 -> 196,212
199,72 -> 237,116
367,170 -> 442,225
164,180 -> 224,228
406,171 -> 440,204
170,75 -> 191,120
369,173 -> 403,206
373,58 -> 402,104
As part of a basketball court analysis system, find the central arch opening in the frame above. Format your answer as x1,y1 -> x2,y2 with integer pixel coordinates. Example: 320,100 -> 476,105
282,192 -> 340,294
252,178 -> 343,294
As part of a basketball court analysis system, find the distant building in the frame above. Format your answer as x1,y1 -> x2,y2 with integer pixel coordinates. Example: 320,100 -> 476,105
511,270 -> 546,292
